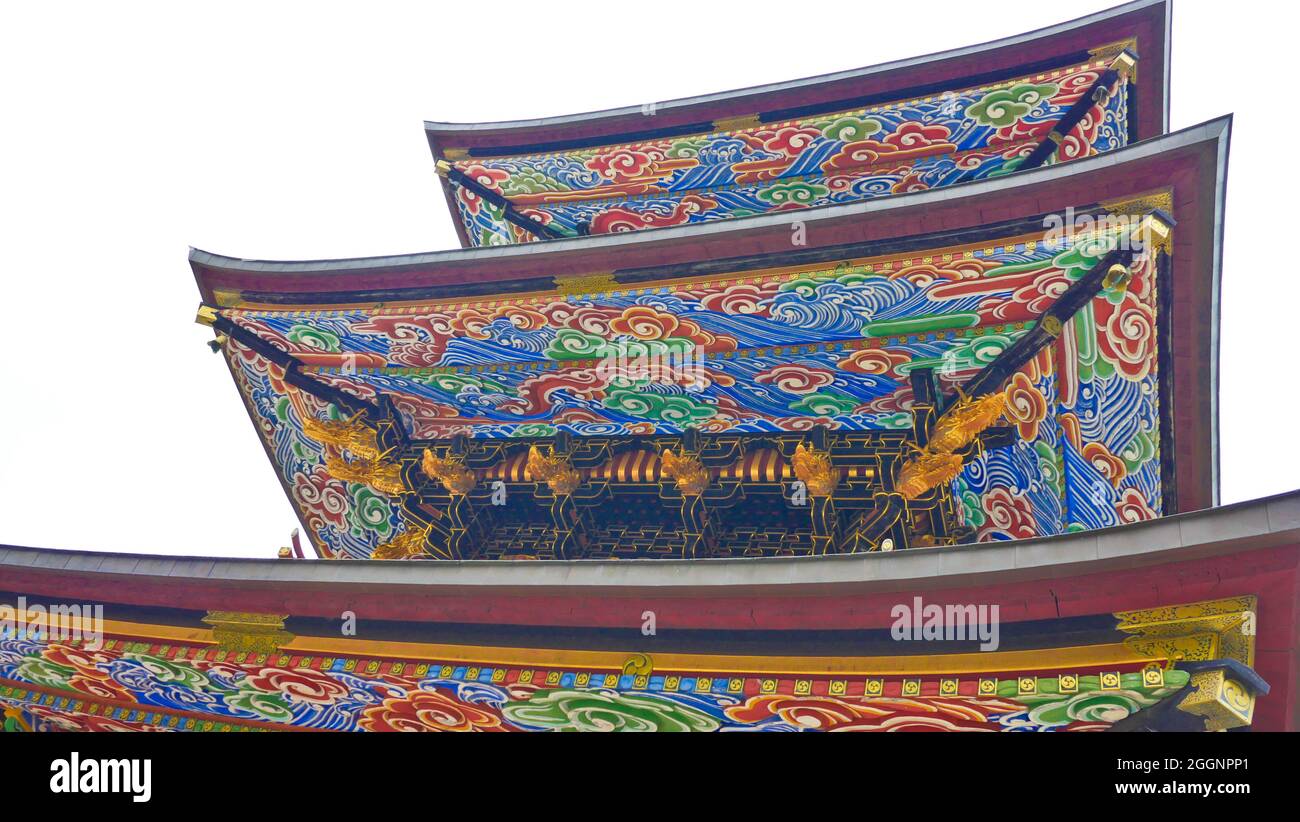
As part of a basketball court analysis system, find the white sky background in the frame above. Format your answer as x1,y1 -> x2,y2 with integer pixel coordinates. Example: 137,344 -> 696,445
0,0 -> 1294,557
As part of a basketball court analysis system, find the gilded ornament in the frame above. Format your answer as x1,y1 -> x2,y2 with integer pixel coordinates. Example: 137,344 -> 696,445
195,305 -> 218,327
370,525 -> 432,560
421,449 -> 477,495
201,611 -> 293,654
1179,669 -> 1256,731
1101,189 -> 1174,218
302,412 -> 383,461
896,450 -> 965,500
1088,38 -> 1138,63
1114,596 -> 1257,667
926,391 -> 1008,454
791,443 -> 840,497
527,445 -> 582,496
712,114 -> 762,132
552,272 -> 618,296
324,451 -> 407,496
1101,264 -> 1131,291
660,449 -> 710,496
620,653 -> 653,677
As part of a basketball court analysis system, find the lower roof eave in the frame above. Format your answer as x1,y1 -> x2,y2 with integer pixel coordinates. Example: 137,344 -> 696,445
2,489 -> 1297,597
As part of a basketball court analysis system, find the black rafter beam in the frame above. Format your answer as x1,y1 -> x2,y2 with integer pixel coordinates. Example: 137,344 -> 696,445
960,246 -> 1134,401
438,162 -> 573,241
210,313 -> 381,419
929,208 -> 1173,440
1018,50 -> 1136,173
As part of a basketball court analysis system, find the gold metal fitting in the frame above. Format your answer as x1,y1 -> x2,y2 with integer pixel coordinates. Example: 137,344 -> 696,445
1137,213 -> 1173,257
1102,264 -> 1132,291
435,159 -> 452,177
207,332 -> 229,354
195,304 -> 218,326
712,114 -> 762,133
1111,51 -> 1138,82
1040,315 -> 1063,338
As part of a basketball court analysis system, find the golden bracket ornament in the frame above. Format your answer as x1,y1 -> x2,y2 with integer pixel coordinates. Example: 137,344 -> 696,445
421,450 -> 477,495
1115,596 -> 1257,667
1110,51 -> 1138,83
896,450 -> 966,501
201,611 -> 294,655
661,449 -> 710,496
302,411 -> 387,461
894,389 -> 1007,500
1089,38 -> 1138,65
527,445 -> 582,496
1179,667 -> 1259,732
324,450 -> 408,496
371,524 -> 433,560
926,390 -> 1007,454
195,305 -> 218,327
1114,596 -> 1261,731
792,443 -> 840,497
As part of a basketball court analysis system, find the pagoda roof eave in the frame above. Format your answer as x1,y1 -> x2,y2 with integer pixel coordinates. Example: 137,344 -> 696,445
191,115 -> 1232,518
3,489 -> 1296,597
420,0 -> 1169,155
190,115 -> 1225,290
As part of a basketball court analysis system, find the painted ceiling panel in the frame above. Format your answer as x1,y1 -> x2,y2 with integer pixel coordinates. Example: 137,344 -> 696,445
448,55 -> 1132,245
219,211 -> 1165,558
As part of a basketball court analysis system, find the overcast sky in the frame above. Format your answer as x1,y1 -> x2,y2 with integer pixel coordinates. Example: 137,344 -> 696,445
1,0 -> 1294,558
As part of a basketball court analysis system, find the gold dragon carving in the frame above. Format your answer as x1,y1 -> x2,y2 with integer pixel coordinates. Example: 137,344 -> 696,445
527,445 -> 582,496
370,525 -> 433,560
302,412 -> 384,461
421,450 -> 477,495
660,449 -> 710,496
897,390 -> 1007,500
792,443 -> 840,497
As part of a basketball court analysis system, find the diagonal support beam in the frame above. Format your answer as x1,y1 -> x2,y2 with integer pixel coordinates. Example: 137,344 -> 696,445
942,209 -> 1171,418
436,160 -> 574,241
1017,50 -> 1138,172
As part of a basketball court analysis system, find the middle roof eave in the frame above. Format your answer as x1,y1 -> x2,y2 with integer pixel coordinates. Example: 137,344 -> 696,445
192,115 -> 1229,302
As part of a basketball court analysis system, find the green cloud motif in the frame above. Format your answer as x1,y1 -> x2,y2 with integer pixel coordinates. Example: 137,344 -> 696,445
967,83 -> 1058,127
602,387 -> 716,424
787,392 -> 859,417
502,689 -> 720,732
820,115 -> 883,142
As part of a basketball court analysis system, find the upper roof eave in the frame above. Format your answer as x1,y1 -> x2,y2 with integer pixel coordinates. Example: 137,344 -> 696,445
420,0 -> 1170,153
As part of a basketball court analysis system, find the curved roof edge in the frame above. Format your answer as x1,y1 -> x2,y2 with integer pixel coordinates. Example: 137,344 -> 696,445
190,115 -> 1227,280
3,489 -> 1295,593
421,0 -> 1169,148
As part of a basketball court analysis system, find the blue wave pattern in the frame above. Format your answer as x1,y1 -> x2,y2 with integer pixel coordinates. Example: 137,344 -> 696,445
223,222 -> 1162,553
0,637 -> 1158,732
448,62 -> 1128,245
